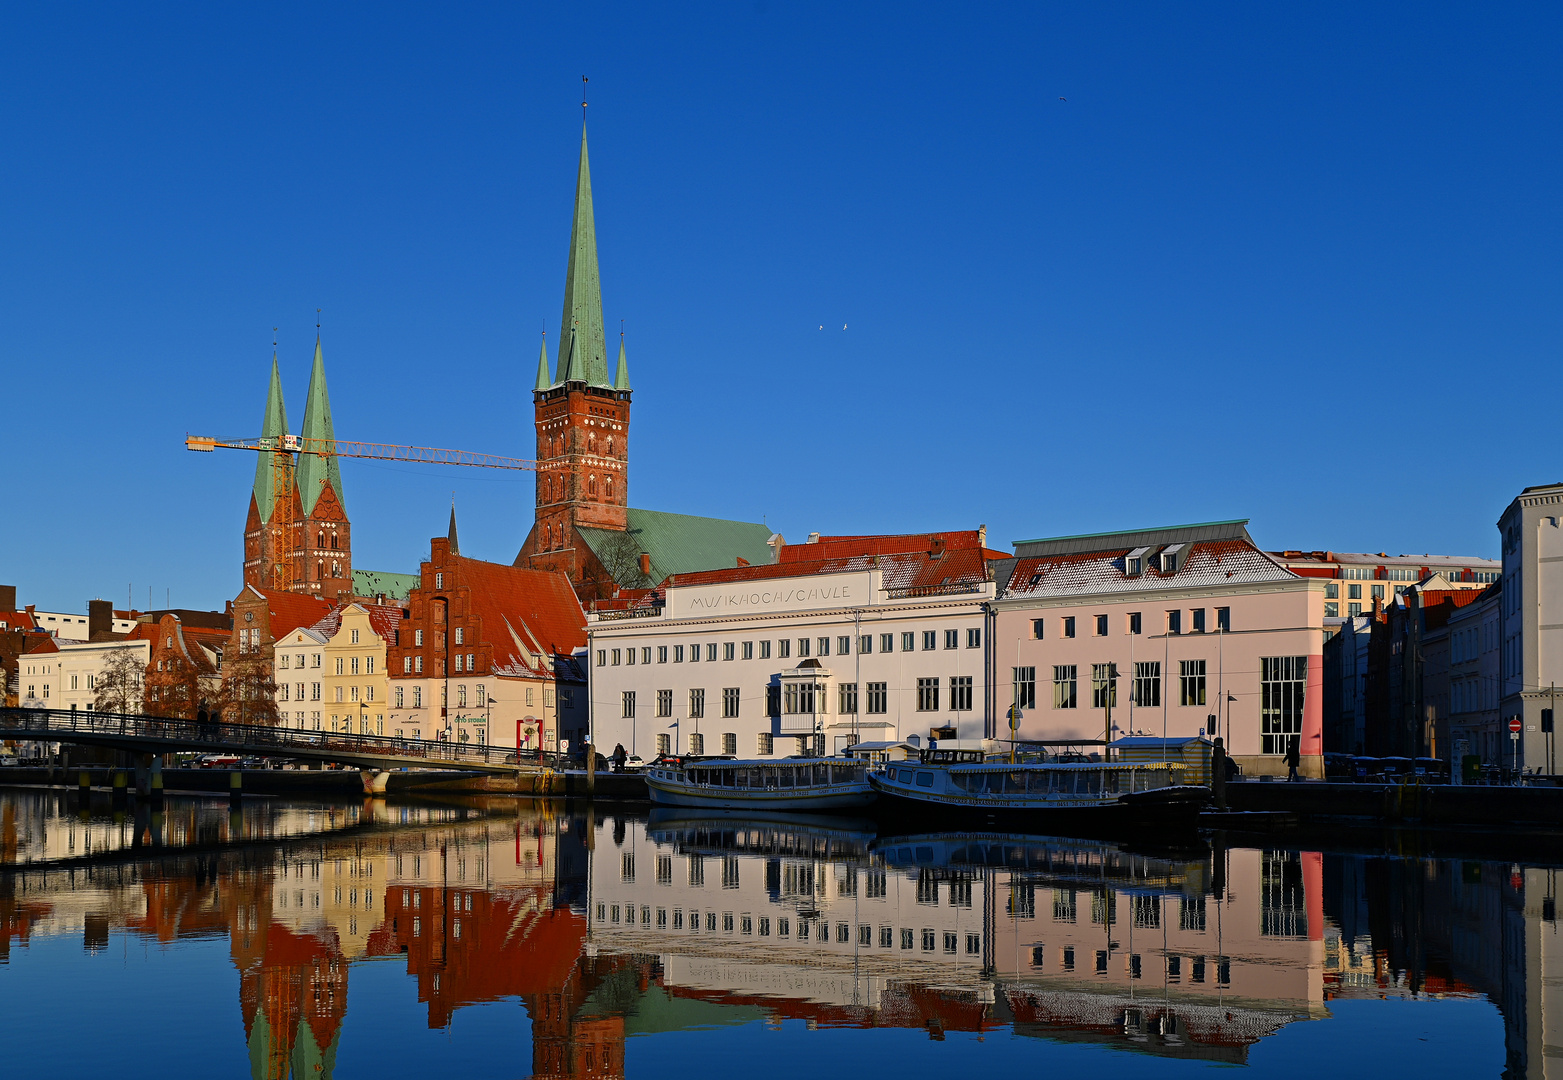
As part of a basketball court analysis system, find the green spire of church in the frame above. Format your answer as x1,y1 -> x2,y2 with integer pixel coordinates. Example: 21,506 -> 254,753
613,333 -> 631,390
253,353 -> 291,523
556,124 -> 610,387
297,336 -> 344,516
534,332 -> 552,391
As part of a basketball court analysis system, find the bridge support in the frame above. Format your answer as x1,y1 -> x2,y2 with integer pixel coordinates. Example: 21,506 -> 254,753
228,769 -> 242,809
111,769 -> 128,807
359,769 -> 391,795
586,742 -> 596,796
149,757 -> 164,808
77,769 -> 91,805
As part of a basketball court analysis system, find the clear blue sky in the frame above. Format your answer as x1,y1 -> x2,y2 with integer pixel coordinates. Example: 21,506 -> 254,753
5,3 -> 1559,613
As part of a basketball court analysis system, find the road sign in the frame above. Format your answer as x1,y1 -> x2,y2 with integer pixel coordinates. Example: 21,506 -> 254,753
1511,717 -> 1523,734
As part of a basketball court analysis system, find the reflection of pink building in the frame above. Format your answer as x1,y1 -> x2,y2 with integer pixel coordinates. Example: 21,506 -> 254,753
991,520 -> 1327,777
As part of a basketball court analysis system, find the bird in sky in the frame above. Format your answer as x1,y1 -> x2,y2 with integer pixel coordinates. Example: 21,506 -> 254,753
1059,97 -> 1067,102
818,324 -> 823,330
843,323 -> 848,330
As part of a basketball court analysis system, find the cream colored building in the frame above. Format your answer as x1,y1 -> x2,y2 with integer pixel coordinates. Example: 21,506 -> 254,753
271,625 -> 327,731
319,603 -> 397,736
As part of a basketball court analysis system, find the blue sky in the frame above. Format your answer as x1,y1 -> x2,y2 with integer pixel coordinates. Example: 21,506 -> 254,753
4,3 -> 1559,612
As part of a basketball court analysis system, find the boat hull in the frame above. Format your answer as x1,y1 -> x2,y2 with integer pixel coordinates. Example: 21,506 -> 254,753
868,774 -> 1209,833
645,776 -> 876,812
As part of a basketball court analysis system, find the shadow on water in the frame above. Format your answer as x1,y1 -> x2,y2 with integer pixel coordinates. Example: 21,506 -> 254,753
0,790 -> 1549,1077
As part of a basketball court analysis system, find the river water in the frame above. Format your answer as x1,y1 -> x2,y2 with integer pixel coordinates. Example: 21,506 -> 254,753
0,789 -> 1541,1077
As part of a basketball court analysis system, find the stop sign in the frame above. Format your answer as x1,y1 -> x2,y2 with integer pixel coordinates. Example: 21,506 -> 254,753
1510,717 -> 1523,734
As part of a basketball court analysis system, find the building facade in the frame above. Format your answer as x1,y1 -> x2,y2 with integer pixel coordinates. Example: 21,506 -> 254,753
1498,483 -> 1563,773
991,521 -> 1327,778
1270,550 -> 1498,626
315,603 -> 401,737
586,531 -> 997,759
1446,584 -> 1501,766
271,624 -> 327,732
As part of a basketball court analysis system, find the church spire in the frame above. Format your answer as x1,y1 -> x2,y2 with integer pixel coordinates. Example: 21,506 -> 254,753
253,352 -> 291,522
556,124 -> 609,387
534,331 -> 552,391
447,500 -> 460,554
297,335 -> 344,516
613,332 -> 631,390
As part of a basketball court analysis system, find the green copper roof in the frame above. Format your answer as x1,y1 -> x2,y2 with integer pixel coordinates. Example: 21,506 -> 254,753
352,567 -> 418,601
533,332 -> 552,391
577,507 -> 775,587
556,125 -> 611,387
613,335 -> 631,390
253,354 -> 291,523
297,336 -> 344,517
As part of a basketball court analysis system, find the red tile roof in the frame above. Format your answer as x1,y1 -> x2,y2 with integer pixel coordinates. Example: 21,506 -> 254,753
307,602 -> 406,646
669,530 -> 992,596
998,538 -> 1295,599
451,556 -> 586,675
0,611 -> 37,631
239,586 -> 336,640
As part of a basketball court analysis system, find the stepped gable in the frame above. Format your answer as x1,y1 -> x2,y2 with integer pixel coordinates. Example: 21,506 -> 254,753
995,520 -> 1295,600
666,530 -> 991,592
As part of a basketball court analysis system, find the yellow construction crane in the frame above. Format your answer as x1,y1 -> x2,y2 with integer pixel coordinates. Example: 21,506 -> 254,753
187,434 -> 541,591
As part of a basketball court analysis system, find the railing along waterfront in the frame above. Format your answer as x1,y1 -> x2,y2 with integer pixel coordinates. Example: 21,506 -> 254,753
0,706 -> 560,771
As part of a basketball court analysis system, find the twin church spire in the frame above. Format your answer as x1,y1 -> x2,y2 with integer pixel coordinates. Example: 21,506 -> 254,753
250,337 -> 345,524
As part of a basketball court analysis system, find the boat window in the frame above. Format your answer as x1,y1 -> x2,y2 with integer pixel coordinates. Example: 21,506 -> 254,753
778,769 -> 793,788
916,772 -> 934,788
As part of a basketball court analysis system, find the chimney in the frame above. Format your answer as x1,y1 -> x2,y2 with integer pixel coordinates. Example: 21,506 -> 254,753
0,585 -> 14,611
639,552 -> 652,578
929,536 -> 947,560
88,599 -> 113,639
735,556 -> 750,567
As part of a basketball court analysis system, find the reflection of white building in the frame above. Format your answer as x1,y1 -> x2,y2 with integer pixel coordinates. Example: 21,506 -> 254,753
588,531 -> 996,760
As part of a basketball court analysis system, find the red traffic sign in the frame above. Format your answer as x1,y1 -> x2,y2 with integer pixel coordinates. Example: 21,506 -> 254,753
1510,717 -> 1523,733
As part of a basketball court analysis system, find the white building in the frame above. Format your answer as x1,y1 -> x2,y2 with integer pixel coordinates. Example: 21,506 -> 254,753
586,531 -> 995,758
271,624 -> 328,731
53,640 -> 151,713
1498,483 -> 1563,771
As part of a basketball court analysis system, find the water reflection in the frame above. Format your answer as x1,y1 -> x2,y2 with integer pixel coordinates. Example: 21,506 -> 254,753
0,789 -> 1550,1076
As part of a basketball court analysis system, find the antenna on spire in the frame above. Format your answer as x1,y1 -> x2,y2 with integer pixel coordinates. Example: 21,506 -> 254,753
272,326 -> 278,349
316,308 -> 322,330
582,75 -> 589,122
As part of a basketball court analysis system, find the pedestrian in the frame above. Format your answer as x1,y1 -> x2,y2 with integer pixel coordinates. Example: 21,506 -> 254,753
1285,735 -> 1301,782
611,743 -> 627,773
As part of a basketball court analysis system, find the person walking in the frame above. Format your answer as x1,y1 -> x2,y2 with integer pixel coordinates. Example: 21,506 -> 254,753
611,743 -> 627,773
1285,735 -> 1301,782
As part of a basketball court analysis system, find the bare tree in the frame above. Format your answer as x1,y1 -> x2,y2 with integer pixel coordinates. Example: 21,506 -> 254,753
593,531 -> 650,589
92,648 -> 144,713
217,653 -> 280,727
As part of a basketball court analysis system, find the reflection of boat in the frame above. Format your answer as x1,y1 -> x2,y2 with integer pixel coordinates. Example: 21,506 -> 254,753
868,748 -> 1209,828
869,831 -> 1210,895
645,757 -> 875,811
647,808 -> 875,862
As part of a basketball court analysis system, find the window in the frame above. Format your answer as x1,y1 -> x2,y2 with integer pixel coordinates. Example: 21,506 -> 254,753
1348,584 -> 1362,600
1349,602 -> 1362,617
1371,584 -> 1385,600
1032,619 -> 1045,640
923,631 -> 937,651
742,641 -> 753,660
657,733 -> 670,755
723,687 -> 740,718
797,638 -> 810,657
624,648 -> 634,666
1063,617 -> 1075,639
1053,666 -> 1077,709
689,688 -> 706,719
690,644 -> 700,664
836,635 -> 849,655
839,682 -> 858,714
435,572 -> 443,589
1179,660 -> 1207,707
950,676 -> 973,711
944,629 -> 958,650
782,682 -> 816,714
766,685 -> 781,716
453,628 -> 462,645
917,678 -> 940,711
1095,614 -> 1108,637
1091,664 -> 1118,708
967,627 -> 981,649
622,691 -> 635,719
689,733 -> 704,755
757,733 -> 773,755
335,657 -> 345,676
657,689 -> 673,717
412,687 -> 421,708
818,637 -> 831,656
1013,667 -> 1036,710
723,642 -> 735,661
880,633 -> 894,653
1217,607 -> 1230,632
312,682 -> 322,700
901,632 -> 914,652
611,649 -> 621,666
1260,656 -> 1307,755
1325,582 -> 1339,599
658,645 -> 668,663
1325,602 -> 1339,618
779,639 -> 791,659
867,682 -> 888,714
454,685 -> 464,708
859,635 -> 872,654
706,644 -> 719,662
1133,662 -> 1160,707
1192,609 -> 1206,633
674,644 -> 685,662
760,640 -> 771,659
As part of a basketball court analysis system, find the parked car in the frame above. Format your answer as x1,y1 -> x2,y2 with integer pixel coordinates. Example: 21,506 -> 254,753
0,756 -> 19,767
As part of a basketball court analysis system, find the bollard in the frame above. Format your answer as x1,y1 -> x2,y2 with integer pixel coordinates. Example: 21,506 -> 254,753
1211,737 -> 1227,813
229,769 -> 243,809
585,742 -> 596,797
111,769 -> 128,807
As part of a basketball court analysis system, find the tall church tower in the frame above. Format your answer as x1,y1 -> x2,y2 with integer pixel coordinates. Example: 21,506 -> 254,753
522,123 -> 632,578
241,339 -> 353,600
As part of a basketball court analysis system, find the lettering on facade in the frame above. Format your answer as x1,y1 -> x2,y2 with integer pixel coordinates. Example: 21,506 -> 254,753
671,572 -> 874,618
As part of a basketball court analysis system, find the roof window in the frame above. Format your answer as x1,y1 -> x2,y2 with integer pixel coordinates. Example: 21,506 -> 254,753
1125,547 -> 1151,577
1159,544 -> 1186,574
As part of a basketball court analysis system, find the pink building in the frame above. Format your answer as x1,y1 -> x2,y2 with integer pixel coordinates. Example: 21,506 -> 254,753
991,520 -> 1327,778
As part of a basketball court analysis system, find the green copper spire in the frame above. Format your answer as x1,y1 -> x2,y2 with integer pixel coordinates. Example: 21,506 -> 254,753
253,353 -> 291,523
533,331 -> 552,391
556,124 -> 610,387
297,336 -> 344,516
613,333 -> 630,390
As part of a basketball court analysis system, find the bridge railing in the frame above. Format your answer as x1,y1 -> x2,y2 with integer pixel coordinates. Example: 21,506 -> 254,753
0,706 -> 553,770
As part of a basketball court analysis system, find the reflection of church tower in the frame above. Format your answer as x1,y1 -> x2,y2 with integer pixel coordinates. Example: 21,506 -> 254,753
525,954 -> 647,1080
518,122 -> 632,584
241,338 -> 353,600
237,923 -> 348,1080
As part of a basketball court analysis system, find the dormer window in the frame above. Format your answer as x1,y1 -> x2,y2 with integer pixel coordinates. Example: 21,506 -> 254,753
1125,547 -> 1151,577
1160,544 -> 1186,574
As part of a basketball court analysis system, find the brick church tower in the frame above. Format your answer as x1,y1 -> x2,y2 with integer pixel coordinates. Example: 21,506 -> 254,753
242,337 -> 353,600
518,123 -> 633,583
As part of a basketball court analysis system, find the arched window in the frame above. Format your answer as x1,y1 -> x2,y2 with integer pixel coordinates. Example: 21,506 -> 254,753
330,534 -> 338,550
318,531 -> 325,547
332,561 -> 340,577
588,475 -> 598,497
317,560 -> 324,580
607,436 -> 615,457
589,434 -> 597,454
605,476 -> 614,500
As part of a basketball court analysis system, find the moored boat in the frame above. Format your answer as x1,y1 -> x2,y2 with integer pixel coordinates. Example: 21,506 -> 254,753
644,756 -> 876,811
868,748 -> 1210,828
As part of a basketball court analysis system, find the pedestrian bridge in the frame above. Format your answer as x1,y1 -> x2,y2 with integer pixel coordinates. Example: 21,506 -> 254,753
0,706 -> 552,775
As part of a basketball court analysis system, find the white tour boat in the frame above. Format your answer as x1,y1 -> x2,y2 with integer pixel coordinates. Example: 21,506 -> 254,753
868,748 -> 1210,827
644,756 -> 876,812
